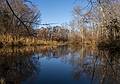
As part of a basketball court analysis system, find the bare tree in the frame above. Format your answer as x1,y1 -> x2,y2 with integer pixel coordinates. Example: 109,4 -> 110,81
0,0 -> 41,36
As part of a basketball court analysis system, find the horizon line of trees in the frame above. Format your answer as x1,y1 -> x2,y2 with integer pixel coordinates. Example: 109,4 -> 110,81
36,26 -> 69,42
0,0 -> 119,48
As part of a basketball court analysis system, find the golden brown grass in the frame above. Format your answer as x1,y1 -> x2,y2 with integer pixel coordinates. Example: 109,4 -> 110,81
0,34 -> 64,47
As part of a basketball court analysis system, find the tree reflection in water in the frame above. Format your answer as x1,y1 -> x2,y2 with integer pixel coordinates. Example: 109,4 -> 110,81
0,47 -> 37,84
69,47 -> 120,84
0,46 -> 119,84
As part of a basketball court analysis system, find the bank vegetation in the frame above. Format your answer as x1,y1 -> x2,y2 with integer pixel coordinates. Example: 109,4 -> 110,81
0,0 -> 120,49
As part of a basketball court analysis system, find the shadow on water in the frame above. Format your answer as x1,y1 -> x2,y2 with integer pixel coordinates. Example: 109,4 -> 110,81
0,47 -> 37,84
0,46 -> 119,84
70,46 -> 120,84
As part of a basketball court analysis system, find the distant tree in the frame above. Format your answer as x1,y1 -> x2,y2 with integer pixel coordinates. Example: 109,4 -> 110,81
36,26 -> 69,42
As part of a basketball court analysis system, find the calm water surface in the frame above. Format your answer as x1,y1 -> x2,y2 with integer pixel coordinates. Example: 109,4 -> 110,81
0,46 -> 120,84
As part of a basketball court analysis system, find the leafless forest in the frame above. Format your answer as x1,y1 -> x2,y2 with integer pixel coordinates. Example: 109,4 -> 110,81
0,0 -> 120,49
0,0 -> 120,84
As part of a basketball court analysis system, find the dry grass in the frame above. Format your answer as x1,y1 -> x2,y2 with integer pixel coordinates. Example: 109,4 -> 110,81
0,34 -> 64,47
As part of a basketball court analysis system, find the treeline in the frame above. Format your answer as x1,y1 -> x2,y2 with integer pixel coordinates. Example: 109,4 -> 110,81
0,0 -> 120,48
0,0 -> 69,47
69,0 -> 120,48
0,0 -> 41,47
36,26 -> 69,42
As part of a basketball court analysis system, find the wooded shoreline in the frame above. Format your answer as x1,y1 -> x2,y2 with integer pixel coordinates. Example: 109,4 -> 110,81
0,0 -> 120,50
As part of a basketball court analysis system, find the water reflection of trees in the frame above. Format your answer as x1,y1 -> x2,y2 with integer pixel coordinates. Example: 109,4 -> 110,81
0,46 -> 70,84
0,46 -> 119,84
33,46 -> 120,84
66,47 -> 120,84
96,50 -> 120,84
0,47 -> 37,84
34,46 -> 70,58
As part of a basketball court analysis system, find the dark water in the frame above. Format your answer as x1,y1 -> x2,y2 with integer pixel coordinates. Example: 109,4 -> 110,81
0,46 -> 120,84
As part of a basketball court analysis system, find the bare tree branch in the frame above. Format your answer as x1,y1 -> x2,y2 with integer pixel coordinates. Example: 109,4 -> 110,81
5,0 -> 33,36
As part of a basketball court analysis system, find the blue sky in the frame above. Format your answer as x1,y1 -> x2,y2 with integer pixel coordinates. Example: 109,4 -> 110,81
29,0 -> 89,25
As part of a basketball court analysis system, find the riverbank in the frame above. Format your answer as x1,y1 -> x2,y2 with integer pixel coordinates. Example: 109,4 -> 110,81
0,35 -> 67,47
0,34 -> 119,50
97,40 -> 120,50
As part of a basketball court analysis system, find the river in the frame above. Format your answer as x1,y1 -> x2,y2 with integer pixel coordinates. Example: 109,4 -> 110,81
0,46 -> 120,84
